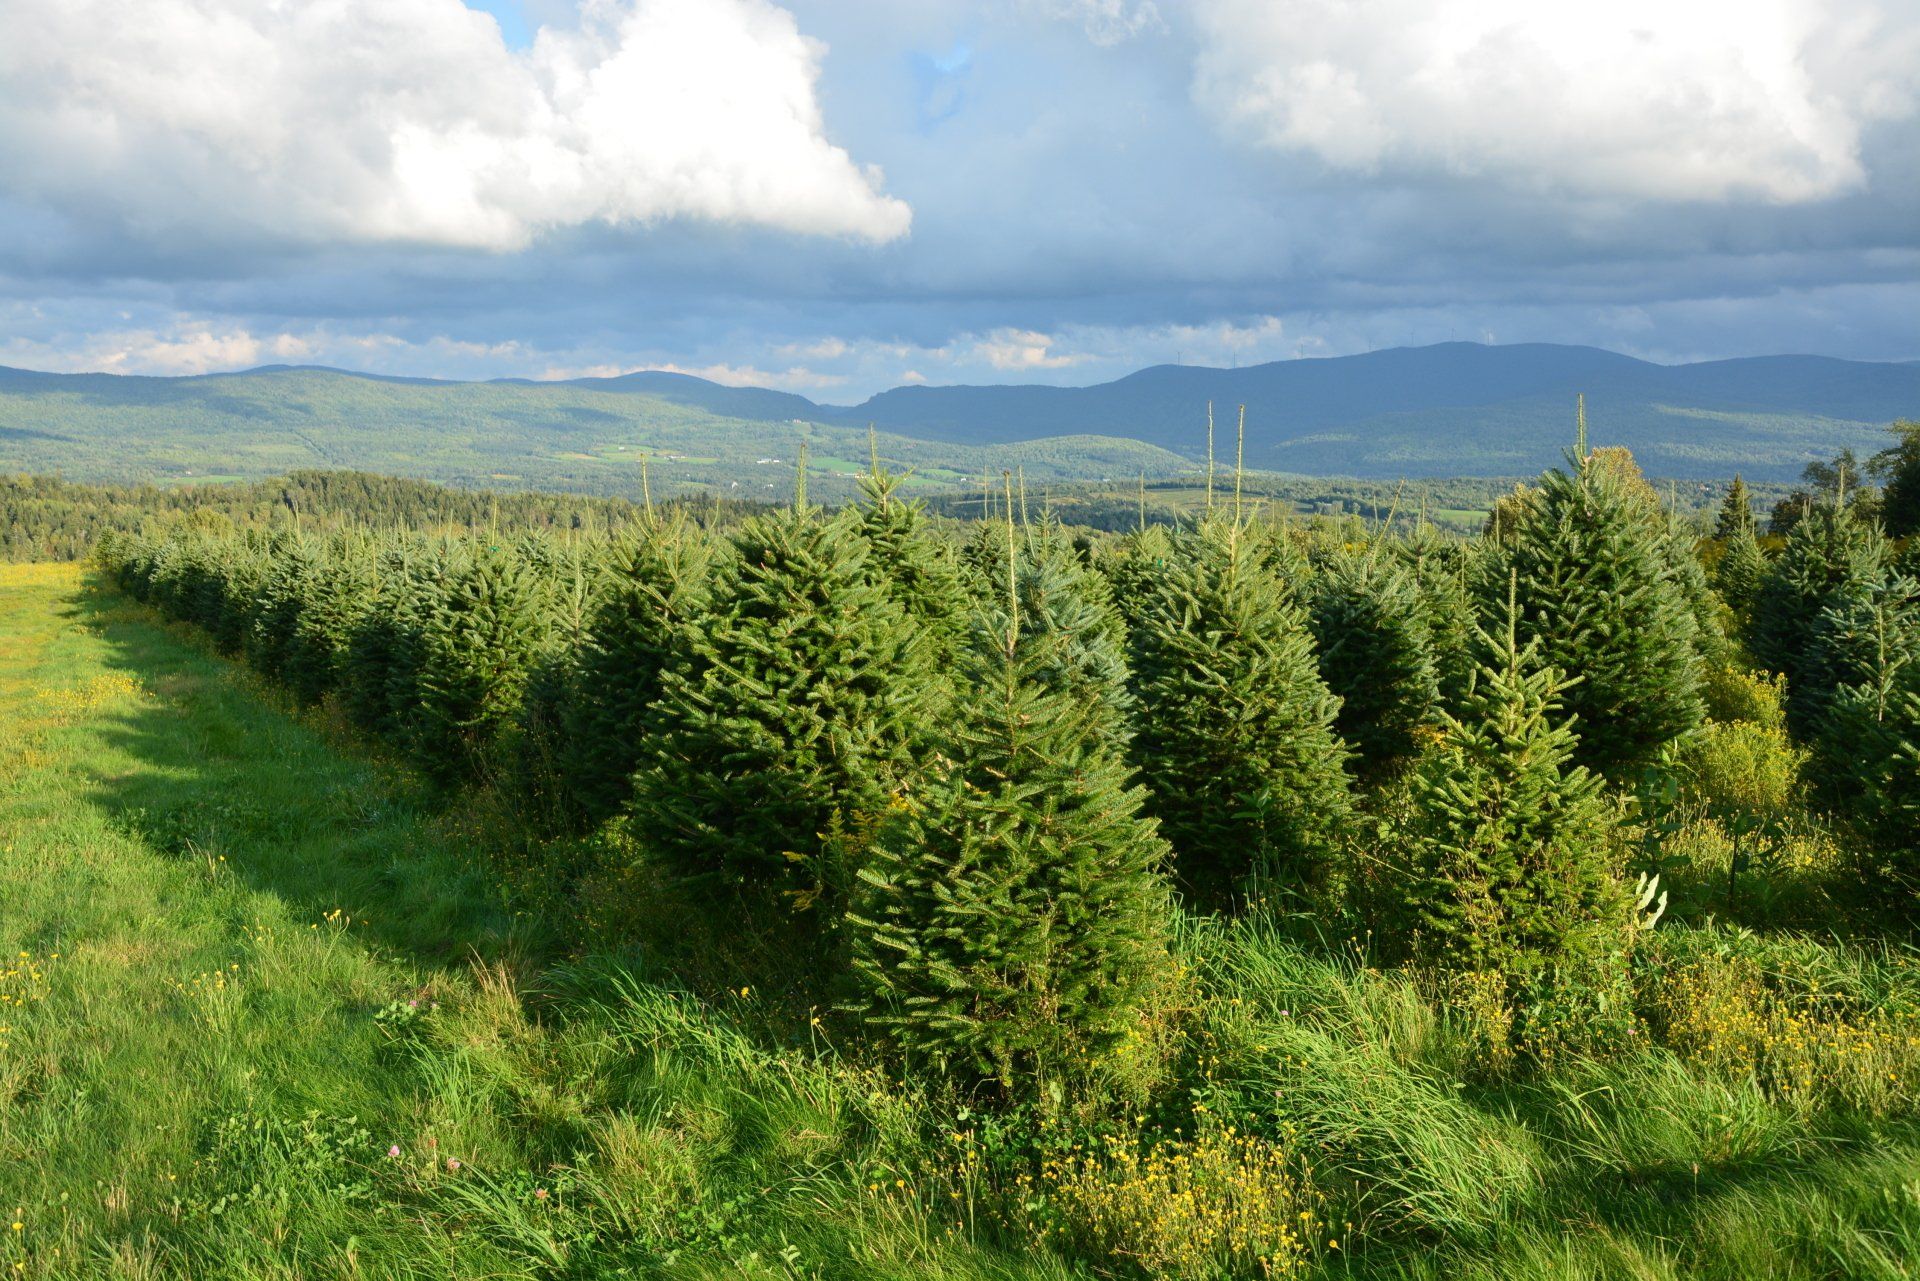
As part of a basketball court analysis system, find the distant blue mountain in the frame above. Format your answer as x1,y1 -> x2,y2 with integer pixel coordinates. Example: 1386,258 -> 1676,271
2,342 -> 1914,482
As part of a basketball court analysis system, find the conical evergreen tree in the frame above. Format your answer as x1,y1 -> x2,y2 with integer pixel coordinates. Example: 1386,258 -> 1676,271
562,516 -> 712,826
1127,516 -> 1351,903
1747,502 -> 1887,735
285,533 -> 376,707
630,498 -> 942,900
514,537 -> 601,828
1714,475 -> 1757,540
343,539 -> 413,739
1396,525 -> 1476,713
408,540 -> 551,786
1713,523 -> 1767,622
1308,550 -> 1441,780
854,456 -> 970,654
1812,594 -> 1920,860
1399,586 -> 1626,1023
1478,447 -> 1705,780
246,531 -> 317,683
849,529 -> 1171,1099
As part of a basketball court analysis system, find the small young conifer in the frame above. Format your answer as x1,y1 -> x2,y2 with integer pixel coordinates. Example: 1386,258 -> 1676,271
1127,515 -> 1352,903
1714,475 -> 1757,540
1308,550 -> 1441,780
1400,582 -> 1626,1024
409,540 -> 551,786
1812,592 -> 1920,859
1714,523 -> 1767,622
854,449 -> 970,655
1747,502 -> 1888,735
849,515 -> 1170,1100
562,516 -> 712,826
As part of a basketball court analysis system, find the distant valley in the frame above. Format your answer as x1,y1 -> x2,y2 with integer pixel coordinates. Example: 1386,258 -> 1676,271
2,342 -> 1913,494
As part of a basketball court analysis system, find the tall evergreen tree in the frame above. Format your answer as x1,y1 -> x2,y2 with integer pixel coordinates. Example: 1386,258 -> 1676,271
1308,551 -> 1441,779
285,534 -> 376,707
854,457 -> 970,654
630,499 -> 942,902
849,530 -> 1170,1099
1713,523 -> 1767,622
1747,502 -> 1887,735
1714,475 -> 1757,540
1127,517 -> 1351,903
1478,447 -> 1705,780
562,516 -> 712,826
408,541 -> 551,786
1812,594 -> 1920,860
1399,586 -> 1626,1017
1874,420 -> 1920,540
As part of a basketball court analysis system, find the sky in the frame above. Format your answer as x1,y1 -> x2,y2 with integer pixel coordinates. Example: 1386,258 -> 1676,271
0,0 -> 1916,401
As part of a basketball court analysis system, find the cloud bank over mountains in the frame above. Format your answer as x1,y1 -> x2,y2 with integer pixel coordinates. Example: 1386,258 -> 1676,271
0,0 -> 1914,395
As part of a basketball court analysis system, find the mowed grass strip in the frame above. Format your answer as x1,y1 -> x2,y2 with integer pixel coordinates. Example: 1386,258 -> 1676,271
0,564 -> 1066,1281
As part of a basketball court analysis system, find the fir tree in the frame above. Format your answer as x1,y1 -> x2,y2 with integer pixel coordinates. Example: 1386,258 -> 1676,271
246,531 -> 317,683
630,499 -> 942,901
1747,502 -> 1887,735
285,534 -> 375,707
343,540 -> 413,739
1127,517 -> 1351,903
562,516 -> 712,826
1308,551 -> 1441,779
1714,475 -> 1757,540
855,455 -> 970,654
1478,447 -> 1705,780
849,530 -> 1170,1099
1812,595 -> 1920,860
408,541 -> 551,786
1399,586 -> 1627,1026
1713,523 -> 1767,622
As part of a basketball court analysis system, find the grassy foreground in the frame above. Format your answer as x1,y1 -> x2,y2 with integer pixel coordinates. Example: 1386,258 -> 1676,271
7,561 -> 1920,1278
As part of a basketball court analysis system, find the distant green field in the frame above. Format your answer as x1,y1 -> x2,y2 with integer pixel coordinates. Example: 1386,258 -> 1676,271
0,368 -> 1189,503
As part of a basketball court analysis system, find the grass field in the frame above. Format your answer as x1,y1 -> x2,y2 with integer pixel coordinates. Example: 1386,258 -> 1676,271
8,562 -> 1920,1279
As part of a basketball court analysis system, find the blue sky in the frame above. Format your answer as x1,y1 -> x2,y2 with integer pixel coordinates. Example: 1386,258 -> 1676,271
0,0 -> 1916,398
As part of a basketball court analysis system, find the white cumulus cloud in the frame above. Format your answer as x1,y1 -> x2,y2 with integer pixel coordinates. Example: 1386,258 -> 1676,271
0,0 -> 911,250
1191,0 -> 1920,203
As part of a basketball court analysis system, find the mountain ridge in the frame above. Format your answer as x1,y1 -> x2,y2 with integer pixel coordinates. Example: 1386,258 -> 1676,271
2,341 -> 1914,485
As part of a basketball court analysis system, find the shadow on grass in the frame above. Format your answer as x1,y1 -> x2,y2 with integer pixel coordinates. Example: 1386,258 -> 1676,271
62,579 -> 547,970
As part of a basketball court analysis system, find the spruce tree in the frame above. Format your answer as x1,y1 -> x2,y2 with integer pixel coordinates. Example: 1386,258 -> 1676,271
855,456 -> 969,654
343,540 -> 413,739
1714,475 -> 1757,540
562,516 -> 712,826
1746,502 -> 1887,736
1813,597 -> 1920,860
408,540 -> 551,786
1400,586 -> 1626,1019
849,531 -> 1171,1098
1478,447 -> 1705,780
1713,523 -> 1767,622
246,531 -> 317,683
1127,516 -> 1351,903
285,534 -> 375,707
630,498 -> 942,901
1308,551 -> 1441,779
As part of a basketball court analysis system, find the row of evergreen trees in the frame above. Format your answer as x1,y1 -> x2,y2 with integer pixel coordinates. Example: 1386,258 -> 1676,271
100,434 -> 1907,1102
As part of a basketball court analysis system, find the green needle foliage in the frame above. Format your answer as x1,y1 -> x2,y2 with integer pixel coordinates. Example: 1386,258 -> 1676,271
1309,550 -> 1442,780
849,530 -> 1171,1101
1715,475 -> 1757,540
408,541 -> 552,787
855,459 -> 970,655
1714,523 -> 1768,622
560,516 -> 712,826
1478,447 -> 1705,781
285,534 -> 374,707
631,499 -> 942,905
1399,586 -> 1628,1044
1747,502 -> 1888,735
1127,516 -> 1352,904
